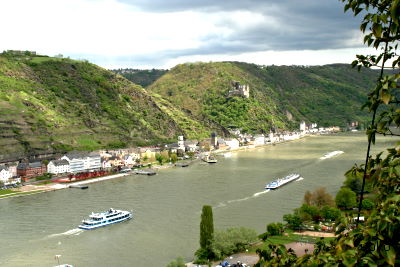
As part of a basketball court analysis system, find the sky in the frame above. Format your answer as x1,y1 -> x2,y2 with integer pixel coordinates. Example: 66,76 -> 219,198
1,0 -> 375,69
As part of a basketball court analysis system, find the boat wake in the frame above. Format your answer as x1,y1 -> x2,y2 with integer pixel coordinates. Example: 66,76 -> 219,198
253,190 -> 270,197
320,150 -> 344,160
47,228 -> 84,238
227,196 -> 252,203
295,177 -> 304,182
214,189 -> 270,209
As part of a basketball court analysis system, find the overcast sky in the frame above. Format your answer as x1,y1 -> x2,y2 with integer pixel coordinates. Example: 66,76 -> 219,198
1,0 -> 374,69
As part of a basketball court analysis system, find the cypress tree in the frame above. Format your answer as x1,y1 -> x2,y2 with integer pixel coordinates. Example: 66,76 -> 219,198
199,205 -> 214,251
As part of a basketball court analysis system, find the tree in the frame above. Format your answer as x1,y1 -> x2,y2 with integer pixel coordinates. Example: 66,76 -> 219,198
266,222 -> 284,236
296,204 -> 321,222
303,190 -> 312,205
170,153 -> 178,163
320,206 -> 341,221
283,214 -> 302,230
335,187 -> 357,210
155,153 -> 164,165
197,205 -> 214,261
310,187 -> 334,208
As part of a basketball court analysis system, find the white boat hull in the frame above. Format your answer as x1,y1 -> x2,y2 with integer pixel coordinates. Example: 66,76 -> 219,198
265,174 -> 301,190
79,209 -> 133,230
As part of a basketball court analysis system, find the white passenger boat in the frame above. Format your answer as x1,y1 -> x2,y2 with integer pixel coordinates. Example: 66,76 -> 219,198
265,173 -> 301,190
79,208 -> 133,230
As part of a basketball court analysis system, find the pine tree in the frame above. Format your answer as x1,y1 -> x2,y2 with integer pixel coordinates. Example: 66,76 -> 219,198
199,205 -> 214,255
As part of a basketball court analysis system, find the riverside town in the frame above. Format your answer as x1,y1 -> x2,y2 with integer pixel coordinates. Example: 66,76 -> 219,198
0,122 -> 341,196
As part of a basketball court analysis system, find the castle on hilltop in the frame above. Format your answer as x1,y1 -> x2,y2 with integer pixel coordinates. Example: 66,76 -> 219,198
228,81 -> 250,98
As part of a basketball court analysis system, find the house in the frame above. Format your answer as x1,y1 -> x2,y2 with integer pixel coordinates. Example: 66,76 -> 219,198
0,166 -> 12,184
139,147 -> 160,161
17,162 -> 47,178
225,138 -> 240,150
7,164 -> 17,177
165,143 -> 180,154
108,156 -> 124,167
123,155 -> 135,166
217,138 -> 228,150
254,134 -> 266,146
102,159 -> 112,169
184,140 -> 198,152
47,159 -> 70,174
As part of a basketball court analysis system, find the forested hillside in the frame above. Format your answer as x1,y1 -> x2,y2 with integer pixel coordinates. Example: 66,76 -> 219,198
148,62 -> 378,132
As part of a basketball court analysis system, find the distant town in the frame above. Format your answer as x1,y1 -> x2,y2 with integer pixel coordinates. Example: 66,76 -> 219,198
0,122 -> 347,189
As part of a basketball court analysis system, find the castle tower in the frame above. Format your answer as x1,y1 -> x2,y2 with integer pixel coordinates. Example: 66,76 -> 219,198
211,132 -> 217,148
178,135 -> 185,150
300,121 -> 306,132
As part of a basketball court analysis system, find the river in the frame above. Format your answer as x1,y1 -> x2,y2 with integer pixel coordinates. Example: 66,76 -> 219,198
0,133 -> 396,266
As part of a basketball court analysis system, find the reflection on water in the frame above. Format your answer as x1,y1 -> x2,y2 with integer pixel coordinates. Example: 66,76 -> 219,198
0,133 -> 396,266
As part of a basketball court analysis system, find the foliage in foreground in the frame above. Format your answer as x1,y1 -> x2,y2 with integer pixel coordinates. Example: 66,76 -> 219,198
255,0 -> 400,265
166,256 -> 186,267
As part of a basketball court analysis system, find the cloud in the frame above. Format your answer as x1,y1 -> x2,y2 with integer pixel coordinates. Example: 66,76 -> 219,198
0,0 -> 367,68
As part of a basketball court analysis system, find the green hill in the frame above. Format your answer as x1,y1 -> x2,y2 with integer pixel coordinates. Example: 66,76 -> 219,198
0,53 -> 379,161
0,53 -> 207,161
148,62 -> 378,133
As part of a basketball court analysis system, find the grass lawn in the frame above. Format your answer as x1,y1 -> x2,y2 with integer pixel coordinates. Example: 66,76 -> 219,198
0,189 -> 16,195
0,190 -> 45,199
250,230 -> 336,253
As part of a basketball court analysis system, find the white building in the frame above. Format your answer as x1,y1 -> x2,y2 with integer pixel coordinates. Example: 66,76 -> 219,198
0,166 -> 12,184
178,136 -> 185,151
184,140 -> 198,152
225,138 -> 240,150
47,159 -> 70,174
102,159 -> 112,169
61,151 -> 101,173
300,121 -> 306,132
254,135 -> 266,146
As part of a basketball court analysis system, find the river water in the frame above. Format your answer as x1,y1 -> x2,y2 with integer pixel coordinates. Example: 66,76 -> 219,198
0,133 -> 396,266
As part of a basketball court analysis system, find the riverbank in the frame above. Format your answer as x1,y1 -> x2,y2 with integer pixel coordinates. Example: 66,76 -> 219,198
0,135 -> 308,200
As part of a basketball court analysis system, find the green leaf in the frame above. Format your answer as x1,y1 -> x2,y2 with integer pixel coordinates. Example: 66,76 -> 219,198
383,246 -> 396,266
372,23 -> 382,37
380,92 -> 391,104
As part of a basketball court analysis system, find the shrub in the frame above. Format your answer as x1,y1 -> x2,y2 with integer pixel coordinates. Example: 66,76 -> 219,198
266,222 -> 284,236
166,257 -> 186,267
361,198 -> 374,210
211,227 -> 258,259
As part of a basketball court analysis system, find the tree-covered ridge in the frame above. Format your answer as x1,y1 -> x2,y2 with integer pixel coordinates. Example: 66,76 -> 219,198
0,54 -> 205,160
111,68 -> 168,87
148,62 -> 379,133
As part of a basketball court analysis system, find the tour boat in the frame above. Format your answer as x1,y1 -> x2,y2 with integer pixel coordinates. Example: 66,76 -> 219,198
265,173 -> 301,190
79,208 -> 133,230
